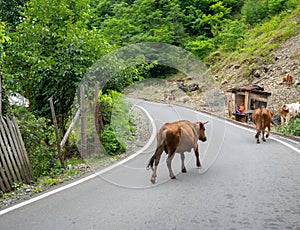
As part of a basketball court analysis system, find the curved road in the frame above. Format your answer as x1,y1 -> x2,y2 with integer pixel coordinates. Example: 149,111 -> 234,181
1,99 -> 300,229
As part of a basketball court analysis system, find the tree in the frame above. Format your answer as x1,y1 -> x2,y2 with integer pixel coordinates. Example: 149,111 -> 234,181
3,0 -> 112,133
0,0 -> 27,28
96,0 -> 185,46
241,0 -> 289,25
200,1 -> 232,38
0,22 -> 10,115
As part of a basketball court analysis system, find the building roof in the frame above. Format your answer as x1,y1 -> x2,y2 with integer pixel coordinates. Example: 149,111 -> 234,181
227,84 -> 272,96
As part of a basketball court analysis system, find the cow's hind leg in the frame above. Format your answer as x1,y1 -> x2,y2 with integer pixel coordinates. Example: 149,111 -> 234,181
255,131 -> 260,144
266,125 -> 270,139
180,153 -> 187,173
262,128 -> 266,142
166,151 -> 176,179
165,131 -> 180,180
148,145 -> 164,184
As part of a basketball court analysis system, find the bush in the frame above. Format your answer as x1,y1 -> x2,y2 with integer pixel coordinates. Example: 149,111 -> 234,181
275,118 -> 300,136
99,90 -> 134,155
241,0 -> 268,25
185,36 -> 215,59
214,20 -> 246,52
10,106 -> 58,178
267,0 -> 288,16
101,125 -> 126,155
241,0 -> 289,25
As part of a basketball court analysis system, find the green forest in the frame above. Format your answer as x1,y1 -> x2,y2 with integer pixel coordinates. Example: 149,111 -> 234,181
0,0 -> 300,182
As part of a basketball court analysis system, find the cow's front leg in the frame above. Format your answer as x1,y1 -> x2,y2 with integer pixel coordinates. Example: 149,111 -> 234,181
281,116 -> 284,125
194,145 -> 201,168
166,153 -> 176,179
285,114 -> 291,125
180,153 -> 186,173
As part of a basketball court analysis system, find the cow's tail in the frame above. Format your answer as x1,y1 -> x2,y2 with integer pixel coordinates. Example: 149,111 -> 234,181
146,130 -> 166,171
146,143 -> 164,171
146,155 -> 155,171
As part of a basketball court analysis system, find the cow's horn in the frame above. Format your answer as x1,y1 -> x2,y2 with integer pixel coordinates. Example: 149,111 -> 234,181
203,121 -> 209,124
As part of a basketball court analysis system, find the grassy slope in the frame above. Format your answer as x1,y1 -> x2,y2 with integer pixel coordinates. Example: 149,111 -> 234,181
209,5 -> 300,76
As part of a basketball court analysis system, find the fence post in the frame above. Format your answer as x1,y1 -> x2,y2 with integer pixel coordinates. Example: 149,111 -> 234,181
12,117 -> 34,181
49,98 -> 65,168
80,85 -> 87,159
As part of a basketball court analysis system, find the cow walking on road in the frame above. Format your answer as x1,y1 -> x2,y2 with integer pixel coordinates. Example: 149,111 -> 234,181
146,120 -> 208,184
252,107 -> 275,144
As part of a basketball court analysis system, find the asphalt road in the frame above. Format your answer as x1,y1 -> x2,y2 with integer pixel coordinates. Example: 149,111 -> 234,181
1,99 -> 300,230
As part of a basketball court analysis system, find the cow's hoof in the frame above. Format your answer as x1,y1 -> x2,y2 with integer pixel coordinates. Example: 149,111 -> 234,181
256,141 -> 260,144
263,139 -> 266,142
150,176 -> 156,184
182,168 -> 187,173
171,176 -> 176,179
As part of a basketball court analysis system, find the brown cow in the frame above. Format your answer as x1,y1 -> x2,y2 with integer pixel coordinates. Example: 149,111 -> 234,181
252,108 -> 275,144
283,73 -> 293,85
146,120 -> 208,184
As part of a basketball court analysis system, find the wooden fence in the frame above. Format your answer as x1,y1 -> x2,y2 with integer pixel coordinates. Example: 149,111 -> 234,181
0,116 -> 34,193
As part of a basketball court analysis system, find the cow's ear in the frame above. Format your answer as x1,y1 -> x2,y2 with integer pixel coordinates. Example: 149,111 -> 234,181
200,121 -> 208,128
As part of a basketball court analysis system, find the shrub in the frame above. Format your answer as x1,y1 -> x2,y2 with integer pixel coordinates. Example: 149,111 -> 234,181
99,90 -> 134,155
241,0 -> 268,25
101,125 -> 126,155
242,0 -> 290,25
275,118 -> 300,136
185,36 -> 215,59
214,20 -> 246,52
10,106 -> 58,178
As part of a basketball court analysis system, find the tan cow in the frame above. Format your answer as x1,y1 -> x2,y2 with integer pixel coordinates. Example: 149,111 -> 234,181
252,108 -> 275,144
146,120 -> 208,184
280,102 -> 300,124
283,73 -> 293,85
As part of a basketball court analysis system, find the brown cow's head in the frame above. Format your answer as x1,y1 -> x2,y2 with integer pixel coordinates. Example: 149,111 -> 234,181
198,121 -> 208,142
280,104 -> 289,117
